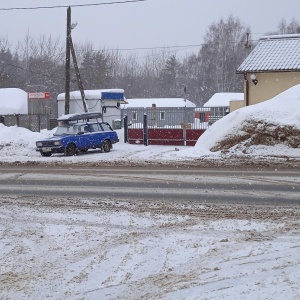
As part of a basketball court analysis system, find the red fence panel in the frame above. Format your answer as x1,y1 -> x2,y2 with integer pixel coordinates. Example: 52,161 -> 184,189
186,129 -> 206,146
148,128 -> 184,146
128,128 -> 143,144
127,128 -> 206,146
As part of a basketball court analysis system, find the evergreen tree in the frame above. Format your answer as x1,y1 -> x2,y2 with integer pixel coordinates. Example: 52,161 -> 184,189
159,55 -> 181,97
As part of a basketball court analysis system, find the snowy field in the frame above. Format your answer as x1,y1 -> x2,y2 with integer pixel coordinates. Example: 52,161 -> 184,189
0,86 -> 300,299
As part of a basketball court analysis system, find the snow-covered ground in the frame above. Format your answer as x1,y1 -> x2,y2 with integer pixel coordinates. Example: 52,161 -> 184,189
1,198 -> 300,300
1,85 -> 300,167
0,85 -> 300,299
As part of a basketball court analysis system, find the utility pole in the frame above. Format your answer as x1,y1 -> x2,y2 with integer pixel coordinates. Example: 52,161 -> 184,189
64,6 -> 71,115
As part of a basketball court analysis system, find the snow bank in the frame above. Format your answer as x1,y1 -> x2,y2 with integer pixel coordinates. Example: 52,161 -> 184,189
194,84 -> 300,153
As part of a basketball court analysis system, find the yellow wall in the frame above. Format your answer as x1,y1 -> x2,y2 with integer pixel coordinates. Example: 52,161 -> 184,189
247,72 -> 300,105
230,100 -> 246,112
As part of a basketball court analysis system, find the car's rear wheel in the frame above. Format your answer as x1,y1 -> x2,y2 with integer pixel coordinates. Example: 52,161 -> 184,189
65,144 -> 76,156
40,151 -> 52,157
102,140 -> 111,153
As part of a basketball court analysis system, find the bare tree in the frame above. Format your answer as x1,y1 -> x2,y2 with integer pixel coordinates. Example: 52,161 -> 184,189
198,15 -> 249,102
278,18 -> 300,34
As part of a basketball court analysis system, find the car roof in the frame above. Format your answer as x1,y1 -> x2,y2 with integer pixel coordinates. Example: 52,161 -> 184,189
57,112 -> 102,122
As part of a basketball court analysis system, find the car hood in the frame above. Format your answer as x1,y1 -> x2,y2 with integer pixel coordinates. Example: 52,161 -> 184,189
36,136 -> 63,142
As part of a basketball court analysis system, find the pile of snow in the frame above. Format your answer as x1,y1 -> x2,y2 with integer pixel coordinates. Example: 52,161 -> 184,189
193,84 -> 300,158
0,88 -> 28,114
0,124 -> 53,158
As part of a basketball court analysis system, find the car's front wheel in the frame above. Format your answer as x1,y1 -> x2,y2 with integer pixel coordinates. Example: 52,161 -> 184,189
102,140 -> 111,153
65,144 -> 76,156
40,151 -> 52,157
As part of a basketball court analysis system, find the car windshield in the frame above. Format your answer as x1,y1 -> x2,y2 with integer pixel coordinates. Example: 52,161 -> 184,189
54,125 -> 82,135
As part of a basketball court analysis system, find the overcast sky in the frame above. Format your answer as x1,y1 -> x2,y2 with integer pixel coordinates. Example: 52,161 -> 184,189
1,0 -> 300,58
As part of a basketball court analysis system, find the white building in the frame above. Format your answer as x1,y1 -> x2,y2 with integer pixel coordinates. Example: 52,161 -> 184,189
203,93 -> 244,125
121,98 -> 196,127
121,98 -> 196,109
203,93 -> 244,108
57,89 -> 126,127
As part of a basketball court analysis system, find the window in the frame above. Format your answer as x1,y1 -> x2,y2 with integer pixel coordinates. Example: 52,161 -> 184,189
91,123 -> 100,132
160,111 -> 166,120
132,111 -> 137,120
101,123 -> 112,131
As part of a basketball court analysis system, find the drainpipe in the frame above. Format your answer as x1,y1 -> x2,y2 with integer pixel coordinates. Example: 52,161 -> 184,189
244,73 -> 249,106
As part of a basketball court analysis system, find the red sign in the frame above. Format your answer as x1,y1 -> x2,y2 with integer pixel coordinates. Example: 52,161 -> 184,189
28,92 -> 50,99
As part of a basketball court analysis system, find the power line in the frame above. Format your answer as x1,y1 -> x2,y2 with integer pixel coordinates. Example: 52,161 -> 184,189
96,39 -> 260,53
104,44 -> 203,51
0,0 -> 148,11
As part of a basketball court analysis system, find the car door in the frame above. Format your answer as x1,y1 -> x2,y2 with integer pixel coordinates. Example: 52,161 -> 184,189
88,123 -> 105,148
77,125 -> 93,149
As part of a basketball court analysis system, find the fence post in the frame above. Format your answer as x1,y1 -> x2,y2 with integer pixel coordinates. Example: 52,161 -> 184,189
143,114 -> 148,146
123,115 -> 128,143
183,107 -> 187,146
15,114 -> 20,127
38,115 -> 41,132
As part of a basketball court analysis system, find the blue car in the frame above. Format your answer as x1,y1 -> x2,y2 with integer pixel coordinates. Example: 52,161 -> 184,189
36,112 -> 119,157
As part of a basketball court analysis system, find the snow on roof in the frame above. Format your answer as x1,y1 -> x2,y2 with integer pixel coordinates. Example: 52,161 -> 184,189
203,93 -> 244,107
121,98 -> 196,108
57,112 -> 103,122
0,88 -> 28,114
57,89 -> 124,100
237,34 -> 300,73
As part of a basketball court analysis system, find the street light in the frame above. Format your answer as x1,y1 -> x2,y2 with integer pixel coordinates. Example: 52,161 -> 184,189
250,74 -> 258,85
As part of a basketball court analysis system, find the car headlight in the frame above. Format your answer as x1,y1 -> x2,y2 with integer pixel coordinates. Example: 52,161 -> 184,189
36,142 -> 42,147
54,141 -> 61,146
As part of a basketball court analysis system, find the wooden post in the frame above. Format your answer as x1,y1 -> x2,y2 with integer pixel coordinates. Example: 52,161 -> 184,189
65,6 -> 71,115
143,114 -> 148,146
123,115 -> 128,143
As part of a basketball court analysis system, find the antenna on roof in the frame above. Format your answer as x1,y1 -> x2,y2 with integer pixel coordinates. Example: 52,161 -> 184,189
244,33 -> 251,49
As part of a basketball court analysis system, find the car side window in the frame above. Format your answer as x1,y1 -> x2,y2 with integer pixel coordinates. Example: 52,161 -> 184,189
73,126 -> 80,134
91,123 -> 101,132
100,123 -> 112,131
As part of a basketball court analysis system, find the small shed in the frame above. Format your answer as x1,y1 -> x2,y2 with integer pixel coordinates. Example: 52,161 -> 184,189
236,34 -> 300,106
121,98 -> 196,127
57,89 -> 126,128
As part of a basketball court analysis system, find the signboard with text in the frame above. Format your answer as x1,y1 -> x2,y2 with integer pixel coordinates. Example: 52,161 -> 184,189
28,92 -> 50,99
